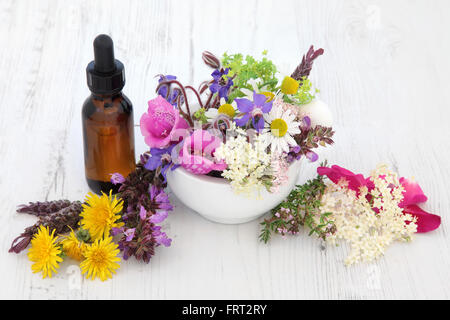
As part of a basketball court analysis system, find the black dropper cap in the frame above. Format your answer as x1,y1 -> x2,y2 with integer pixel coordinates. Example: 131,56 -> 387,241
86,34 -> 125,94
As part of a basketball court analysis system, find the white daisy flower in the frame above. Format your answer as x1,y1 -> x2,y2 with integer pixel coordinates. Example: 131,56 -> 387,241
261,102 -> 301,154
205,98 -> 237,119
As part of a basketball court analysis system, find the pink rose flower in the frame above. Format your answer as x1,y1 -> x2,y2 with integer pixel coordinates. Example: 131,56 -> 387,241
179,129 -> 227,175
140,95 -> 189,149
317,165 -> 441,233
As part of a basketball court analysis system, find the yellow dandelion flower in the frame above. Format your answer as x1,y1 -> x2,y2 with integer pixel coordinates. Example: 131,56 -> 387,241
61,229 -> 87,261
280,76 -> 299,95
27,226 -> 62,279
80,191 -> 124,240
80,236 -> 121,281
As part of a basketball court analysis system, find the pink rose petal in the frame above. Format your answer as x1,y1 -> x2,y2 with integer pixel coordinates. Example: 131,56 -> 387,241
317,165 -> 374,193
318,164 -> 441,234
399,177 -> 428,207
403,205 -> 441,233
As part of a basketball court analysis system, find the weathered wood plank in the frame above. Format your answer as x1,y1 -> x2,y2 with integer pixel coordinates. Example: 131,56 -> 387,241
0,0 -> 448,299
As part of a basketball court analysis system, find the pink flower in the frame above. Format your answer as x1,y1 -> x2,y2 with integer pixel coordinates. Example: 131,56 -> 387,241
317,165 -> 441,233
179,130 -> 227,175
317,165 -> 374,194
140,95 -> 189,149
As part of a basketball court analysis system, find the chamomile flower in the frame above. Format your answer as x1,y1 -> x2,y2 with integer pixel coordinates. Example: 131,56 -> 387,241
280,76 -> 299,95
261,101 -> 301,154
205,98 -> 237,119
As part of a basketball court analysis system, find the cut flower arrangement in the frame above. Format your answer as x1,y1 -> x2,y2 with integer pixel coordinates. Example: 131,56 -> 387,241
8,46 -> 441,280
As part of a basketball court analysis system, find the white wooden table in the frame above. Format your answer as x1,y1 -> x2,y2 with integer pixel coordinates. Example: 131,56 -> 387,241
1,0 -> 449,300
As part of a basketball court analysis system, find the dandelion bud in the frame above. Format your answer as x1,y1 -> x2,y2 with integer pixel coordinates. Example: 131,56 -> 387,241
202,51 -> 221,69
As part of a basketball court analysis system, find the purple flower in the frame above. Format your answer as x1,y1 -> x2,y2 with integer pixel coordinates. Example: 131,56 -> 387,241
158,75 -> 182,107
143,185 -> 173,224
301,116 -> 311,130
149,185 -> 173,211
115,184 -> 174,263
287,145 -> 302,163
111,227 -> 124,236
139,205 -> 147,220
149,210 -> 168,223
306,151 -> 319,162
210,68 -> 233,100
234,91 -> 272,131
110,173 -> 125,185
145,144 -> 180,181
152,226 -> 172,247
124,228 -> 136,242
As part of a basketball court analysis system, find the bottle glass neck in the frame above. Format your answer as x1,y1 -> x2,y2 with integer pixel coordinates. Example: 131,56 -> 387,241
91,92 -> 122,101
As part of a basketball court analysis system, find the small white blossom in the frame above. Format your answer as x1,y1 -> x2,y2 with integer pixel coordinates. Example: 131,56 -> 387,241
215,127 -> 272,196
320,165 -> 417,266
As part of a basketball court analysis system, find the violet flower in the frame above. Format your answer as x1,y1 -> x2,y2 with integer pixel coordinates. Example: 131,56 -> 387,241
148,186 -> 171,223
124,228 -> 136,242
210,68 -> 233,100
149,185 -> 172,217
139,205 -> 147,220
158,75 -> 182,107
287,145 -> 302,163
234,91 -> 272,131
112,227 -> 135,242
152,225 -> 172,247
145,144 -> 180,180
306,151 -> 319,162
110,173 -> 125,185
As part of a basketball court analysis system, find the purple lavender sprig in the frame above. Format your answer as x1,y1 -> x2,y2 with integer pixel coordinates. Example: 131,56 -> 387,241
9,201 -> 83,253
17,200 -> 73,217
291,45 -> 324,81
111,157 -> 173,263
113,186 -> 172,263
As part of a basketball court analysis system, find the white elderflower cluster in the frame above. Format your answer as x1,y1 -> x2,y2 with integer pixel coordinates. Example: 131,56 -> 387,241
215,125 -> 271,195
321,164 -> 417,266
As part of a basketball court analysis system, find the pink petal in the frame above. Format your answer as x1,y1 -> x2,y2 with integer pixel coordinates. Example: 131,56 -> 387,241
317,165 -> 372,193
140,95 -> 189,149
399,177 -> 428,207
403,204 -> 441,233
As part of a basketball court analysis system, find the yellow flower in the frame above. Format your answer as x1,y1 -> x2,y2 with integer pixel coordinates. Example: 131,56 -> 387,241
218,103 -> 236,118
80,237 -> 120,281
281,76 -> 299,95
80,191 -> 124,240
61,229 -> 87,261
270,118 -> 288,137
27,226 -> 62,279
260,91 -> 275,102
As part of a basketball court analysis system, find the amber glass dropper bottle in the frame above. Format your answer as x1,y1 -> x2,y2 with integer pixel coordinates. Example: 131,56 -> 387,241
82,34 -> 136,194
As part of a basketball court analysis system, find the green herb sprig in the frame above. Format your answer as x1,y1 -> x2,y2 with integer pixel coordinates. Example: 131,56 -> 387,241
221,51 -> 278,101
259,163 -> 335,243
